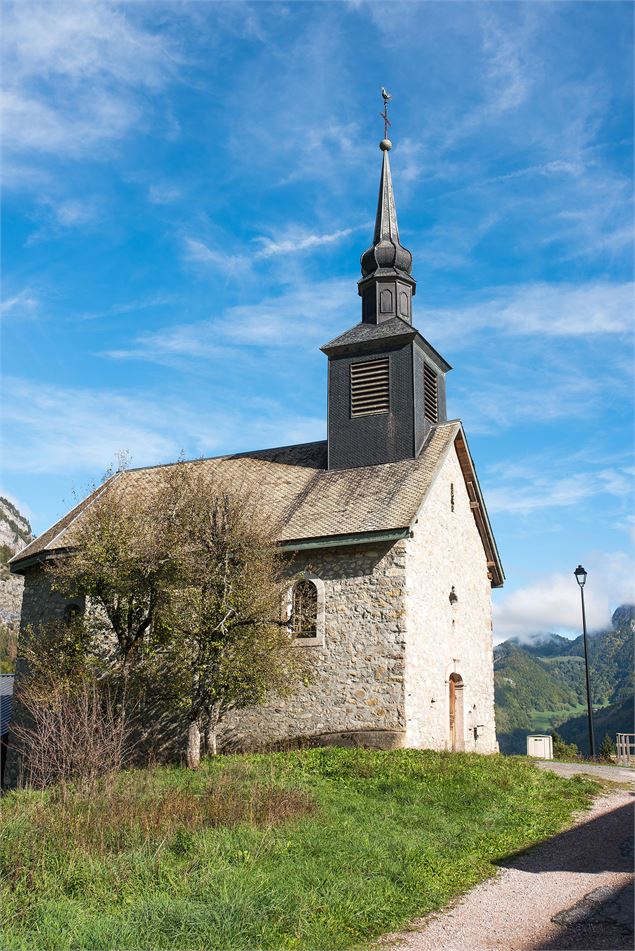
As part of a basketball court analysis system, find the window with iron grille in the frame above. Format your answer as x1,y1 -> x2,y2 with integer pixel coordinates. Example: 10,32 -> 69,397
423,362 -> 439,423
291,580 -> 318,638
350,358 -> 390,418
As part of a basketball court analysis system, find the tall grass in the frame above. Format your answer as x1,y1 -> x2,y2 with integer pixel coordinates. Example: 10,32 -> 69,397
0,749 -> 598,950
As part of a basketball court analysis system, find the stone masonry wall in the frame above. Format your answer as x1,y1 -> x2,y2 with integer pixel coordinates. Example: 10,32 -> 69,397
8,542 -> 409,775
16,567 -> 80,630
404,444 -> 498,753
221,541 -> 408,750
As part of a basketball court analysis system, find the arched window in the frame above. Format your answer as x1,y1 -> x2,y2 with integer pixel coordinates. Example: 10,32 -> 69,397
291,580 -> 318,638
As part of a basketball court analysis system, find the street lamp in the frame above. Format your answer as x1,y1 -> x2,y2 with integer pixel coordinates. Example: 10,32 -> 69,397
574,565 -> 596,759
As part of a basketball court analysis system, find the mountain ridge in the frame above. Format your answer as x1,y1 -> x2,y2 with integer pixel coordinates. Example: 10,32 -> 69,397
495,604 -> 634,754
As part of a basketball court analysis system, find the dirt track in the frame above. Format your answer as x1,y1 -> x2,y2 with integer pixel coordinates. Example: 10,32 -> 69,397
383,782 -> 634,951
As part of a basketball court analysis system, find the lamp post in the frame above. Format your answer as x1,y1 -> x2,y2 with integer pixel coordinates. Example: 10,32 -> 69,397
574,565 -> 596,760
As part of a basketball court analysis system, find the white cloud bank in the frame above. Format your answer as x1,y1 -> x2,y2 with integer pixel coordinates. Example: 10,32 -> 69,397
493,550 -> 635,643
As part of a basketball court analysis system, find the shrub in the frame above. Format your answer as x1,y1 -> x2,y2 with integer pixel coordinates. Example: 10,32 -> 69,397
599,733 -> 616,762
550,729 -> 581,761
12,671 -> 133,793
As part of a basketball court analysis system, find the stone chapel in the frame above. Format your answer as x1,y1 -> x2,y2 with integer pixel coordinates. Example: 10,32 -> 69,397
10,132 -> 504,756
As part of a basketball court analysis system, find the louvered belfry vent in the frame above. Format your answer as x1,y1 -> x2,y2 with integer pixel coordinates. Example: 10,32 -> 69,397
350,358 -> 390,418
424,362 -> 439,423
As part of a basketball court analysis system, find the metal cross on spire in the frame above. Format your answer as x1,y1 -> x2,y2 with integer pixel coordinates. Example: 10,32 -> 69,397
380,87 -> 393,141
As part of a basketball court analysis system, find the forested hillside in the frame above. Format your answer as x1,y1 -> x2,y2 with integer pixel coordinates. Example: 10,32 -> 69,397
495,605 -> 634,754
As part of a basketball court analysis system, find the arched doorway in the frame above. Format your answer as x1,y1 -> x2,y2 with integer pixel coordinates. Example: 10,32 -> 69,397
449,673 -> 465,752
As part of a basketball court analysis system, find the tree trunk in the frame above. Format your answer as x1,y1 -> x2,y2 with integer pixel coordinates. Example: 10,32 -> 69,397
205,707 -> 220,756
187,720 -> 201,769
207,726 -> 217,757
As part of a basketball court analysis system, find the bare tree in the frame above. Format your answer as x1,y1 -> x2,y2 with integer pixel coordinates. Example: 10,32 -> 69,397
12,622 -> 133,792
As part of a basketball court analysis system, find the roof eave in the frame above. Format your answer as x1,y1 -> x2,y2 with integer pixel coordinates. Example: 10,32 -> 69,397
10,529 -> 413,571
453,425 -> 505,588
9,547 -> 73,575
280,527 -> 411,552
413,334 -> 452,373
320,330 -> 416,357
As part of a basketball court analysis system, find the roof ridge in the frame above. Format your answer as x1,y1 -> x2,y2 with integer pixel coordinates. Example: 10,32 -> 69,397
125,439 -> 328,474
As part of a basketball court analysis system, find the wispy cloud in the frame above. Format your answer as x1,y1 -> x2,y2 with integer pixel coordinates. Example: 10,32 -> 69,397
148,183 -> 182,205
78,295 -> 176,322
442,8 -> 533,147
105,277 -> 352,361
427,282 -> 633,349
183,238 -> 249,277
1,289 -> 39,319
2,377 -> 179,474
183,223 -> 365,275
455,358 -> 601,434
2,1 -> 181,169
486,467 -> 634,517
1,376 -> 325,477
254,224 -> 362,259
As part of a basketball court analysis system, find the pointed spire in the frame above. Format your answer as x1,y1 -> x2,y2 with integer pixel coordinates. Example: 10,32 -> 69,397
360,141 -> 413,280
357,92 -> 416,325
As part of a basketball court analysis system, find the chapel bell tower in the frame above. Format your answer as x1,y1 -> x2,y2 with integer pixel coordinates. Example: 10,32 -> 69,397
322,97 -> 451,471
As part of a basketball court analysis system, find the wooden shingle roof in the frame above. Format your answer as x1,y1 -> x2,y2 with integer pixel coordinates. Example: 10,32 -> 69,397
10,422 -> 503,586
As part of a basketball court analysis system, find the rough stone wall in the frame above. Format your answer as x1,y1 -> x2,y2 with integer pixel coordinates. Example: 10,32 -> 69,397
404,444 -> 498,753
7,542 -> 409,776
221,541 -> 408,750
16,567 -> 78,631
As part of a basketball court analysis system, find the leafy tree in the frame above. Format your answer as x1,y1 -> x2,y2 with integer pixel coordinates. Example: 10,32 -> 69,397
47,462 -> 307,768
0,621 -> 18,673
49,473 -> 180,673
148,464 -> 307,767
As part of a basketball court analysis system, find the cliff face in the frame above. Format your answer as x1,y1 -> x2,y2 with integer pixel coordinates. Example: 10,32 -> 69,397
0,498 -> 34,669
0,496 -> 33,564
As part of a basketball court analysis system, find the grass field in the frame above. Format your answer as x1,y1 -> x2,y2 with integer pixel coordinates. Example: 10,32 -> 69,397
530,702 -> 610,733
0,748 -> 598,950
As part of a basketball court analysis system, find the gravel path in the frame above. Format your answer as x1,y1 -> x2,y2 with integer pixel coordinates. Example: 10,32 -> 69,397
534,760 -> 635,784
382,787 -> 634,951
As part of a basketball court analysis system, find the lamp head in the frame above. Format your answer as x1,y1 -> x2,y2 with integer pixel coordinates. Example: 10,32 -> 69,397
574,564 -> 587,587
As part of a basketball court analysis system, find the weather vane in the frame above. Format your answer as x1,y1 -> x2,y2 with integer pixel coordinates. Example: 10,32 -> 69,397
380,87 -> 393,141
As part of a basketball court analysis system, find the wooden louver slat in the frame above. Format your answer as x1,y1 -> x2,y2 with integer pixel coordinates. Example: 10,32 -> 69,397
350,358 -> 390,417
423,362 -> 438,423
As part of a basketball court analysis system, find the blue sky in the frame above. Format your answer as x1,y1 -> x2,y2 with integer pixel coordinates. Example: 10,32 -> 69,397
1,1 -> 633,640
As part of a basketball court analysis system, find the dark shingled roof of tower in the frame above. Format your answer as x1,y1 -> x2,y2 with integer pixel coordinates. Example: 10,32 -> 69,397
321,317 -> 452,371
321,316 -> 416,352
9,421 -> 503,586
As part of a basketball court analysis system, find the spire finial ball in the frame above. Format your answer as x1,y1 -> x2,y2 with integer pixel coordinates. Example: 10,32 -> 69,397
380,138 -> 392,151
